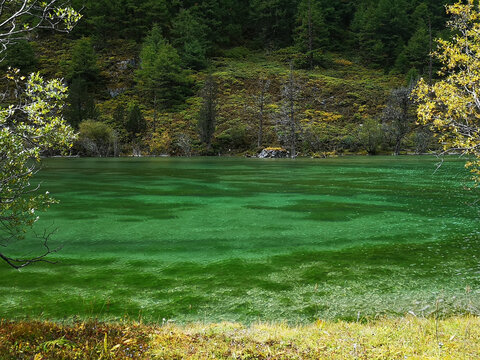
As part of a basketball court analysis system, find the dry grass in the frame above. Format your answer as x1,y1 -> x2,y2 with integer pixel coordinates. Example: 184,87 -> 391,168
1,316 -> 479,359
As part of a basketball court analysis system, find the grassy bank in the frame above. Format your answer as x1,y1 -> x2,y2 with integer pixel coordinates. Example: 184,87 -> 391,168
1,316 -> 479,359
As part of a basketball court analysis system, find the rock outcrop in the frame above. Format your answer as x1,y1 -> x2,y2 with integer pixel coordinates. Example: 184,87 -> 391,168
258,147 -> 288,158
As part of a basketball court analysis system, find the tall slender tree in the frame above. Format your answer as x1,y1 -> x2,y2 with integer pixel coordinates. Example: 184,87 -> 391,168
66,38 -> 99,127
382,86 -> 416,155
352,0 -> 410,69
277,64 -> 301,158
125,102 -> 146,139
171,8 -> 209,70
295,0 -> 328,69
255,76 -> 271,148
198,75 -> 218,151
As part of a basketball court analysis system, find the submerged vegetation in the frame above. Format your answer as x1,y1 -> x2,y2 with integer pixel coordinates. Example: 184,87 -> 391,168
1,157 -> 478,323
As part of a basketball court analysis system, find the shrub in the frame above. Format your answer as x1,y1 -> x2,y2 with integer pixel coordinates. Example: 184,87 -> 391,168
222,46 -> 252,59
77,120 -> 116,157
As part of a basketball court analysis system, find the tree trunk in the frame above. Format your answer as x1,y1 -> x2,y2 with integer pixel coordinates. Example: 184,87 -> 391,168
394,141 -> 401,156
308,0 -> 313,70
290,93 -> 295,158
428,16 -> 433,85
258,99 -> 264,148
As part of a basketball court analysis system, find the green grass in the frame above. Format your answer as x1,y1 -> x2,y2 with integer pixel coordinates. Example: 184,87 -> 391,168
1,317 -> 480,359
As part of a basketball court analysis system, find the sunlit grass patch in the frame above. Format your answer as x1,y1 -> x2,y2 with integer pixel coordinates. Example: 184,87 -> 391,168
150,317 -> 480,359
1,316 -> 480,359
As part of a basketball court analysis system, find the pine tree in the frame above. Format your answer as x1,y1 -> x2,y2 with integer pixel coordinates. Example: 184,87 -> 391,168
125,103 -> 146,139
198,75 -> 218,151
0,40 -> 37,74
248,0 -> 298,48
112,103 -> 126,127
65,38 -> 100,127
67,78 -> 97,128
294,0 -> 328,69
171,8 -> 208,70
136,25 -> 192,131
352,0 -> 410,69
66,37 -> 99,83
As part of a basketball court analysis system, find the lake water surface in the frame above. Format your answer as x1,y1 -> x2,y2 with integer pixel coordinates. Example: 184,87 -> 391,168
1,156 -> 479,322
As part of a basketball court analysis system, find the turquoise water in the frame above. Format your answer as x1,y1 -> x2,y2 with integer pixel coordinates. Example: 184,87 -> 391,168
1,156 -> 479,323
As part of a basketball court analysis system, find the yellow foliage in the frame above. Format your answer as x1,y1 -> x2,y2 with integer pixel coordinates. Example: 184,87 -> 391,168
334,58 -> 354,66
264,147 -> 286,151
266,103 -> 280,112
303,110 -> 343,124
147,131 -> 172,155
413,0 -> 480,183
357,104 -> 368,113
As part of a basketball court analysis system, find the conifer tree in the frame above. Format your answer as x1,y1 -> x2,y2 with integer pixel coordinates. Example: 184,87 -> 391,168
67,78 -> 97,128
171,8 -> 208,70
294,0 -> 328,69
198,75 -> 218,151
0,40 -> 37,74
66,37 -> 99,83
125,102 -> 146,139
249,0 -> 298,48
352,0 -> 410,69
112,103 -> 126,127
66,38 -> 99,127
136,25 -> 192,131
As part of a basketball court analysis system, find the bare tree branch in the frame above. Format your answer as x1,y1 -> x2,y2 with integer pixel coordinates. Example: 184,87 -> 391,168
0,0 -> 81,60
0,227 -> 61,269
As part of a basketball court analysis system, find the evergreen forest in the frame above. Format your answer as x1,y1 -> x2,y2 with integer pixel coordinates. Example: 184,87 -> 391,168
1,0 -> 457,156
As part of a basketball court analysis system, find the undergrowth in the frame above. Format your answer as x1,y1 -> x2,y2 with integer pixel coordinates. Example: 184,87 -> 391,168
1,316 -> 479,359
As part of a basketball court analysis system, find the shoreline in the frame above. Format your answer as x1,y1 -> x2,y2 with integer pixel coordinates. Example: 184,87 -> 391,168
41,152 -> 448,159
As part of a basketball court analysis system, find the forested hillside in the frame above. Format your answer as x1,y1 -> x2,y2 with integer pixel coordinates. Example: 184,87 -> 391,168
2,0 -> 455,156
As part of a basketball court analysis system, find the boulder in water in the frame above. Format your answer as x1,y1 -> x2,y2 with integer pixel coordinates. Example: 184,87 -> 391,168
258,147 -> 288,158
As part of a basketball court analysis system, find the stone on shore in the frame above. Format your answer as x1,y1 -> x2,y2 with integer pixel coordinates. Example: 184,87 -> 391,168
258,147 -> 288,158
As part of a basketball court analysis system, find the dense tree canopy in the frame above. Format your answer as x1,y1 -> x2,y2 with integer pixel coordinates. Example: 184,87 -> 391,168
67,0 -> 453,75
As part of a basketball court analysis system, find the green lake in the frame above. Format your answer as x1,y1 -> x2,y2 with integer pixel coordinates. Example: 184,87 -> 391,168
1,156 -> 479,323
